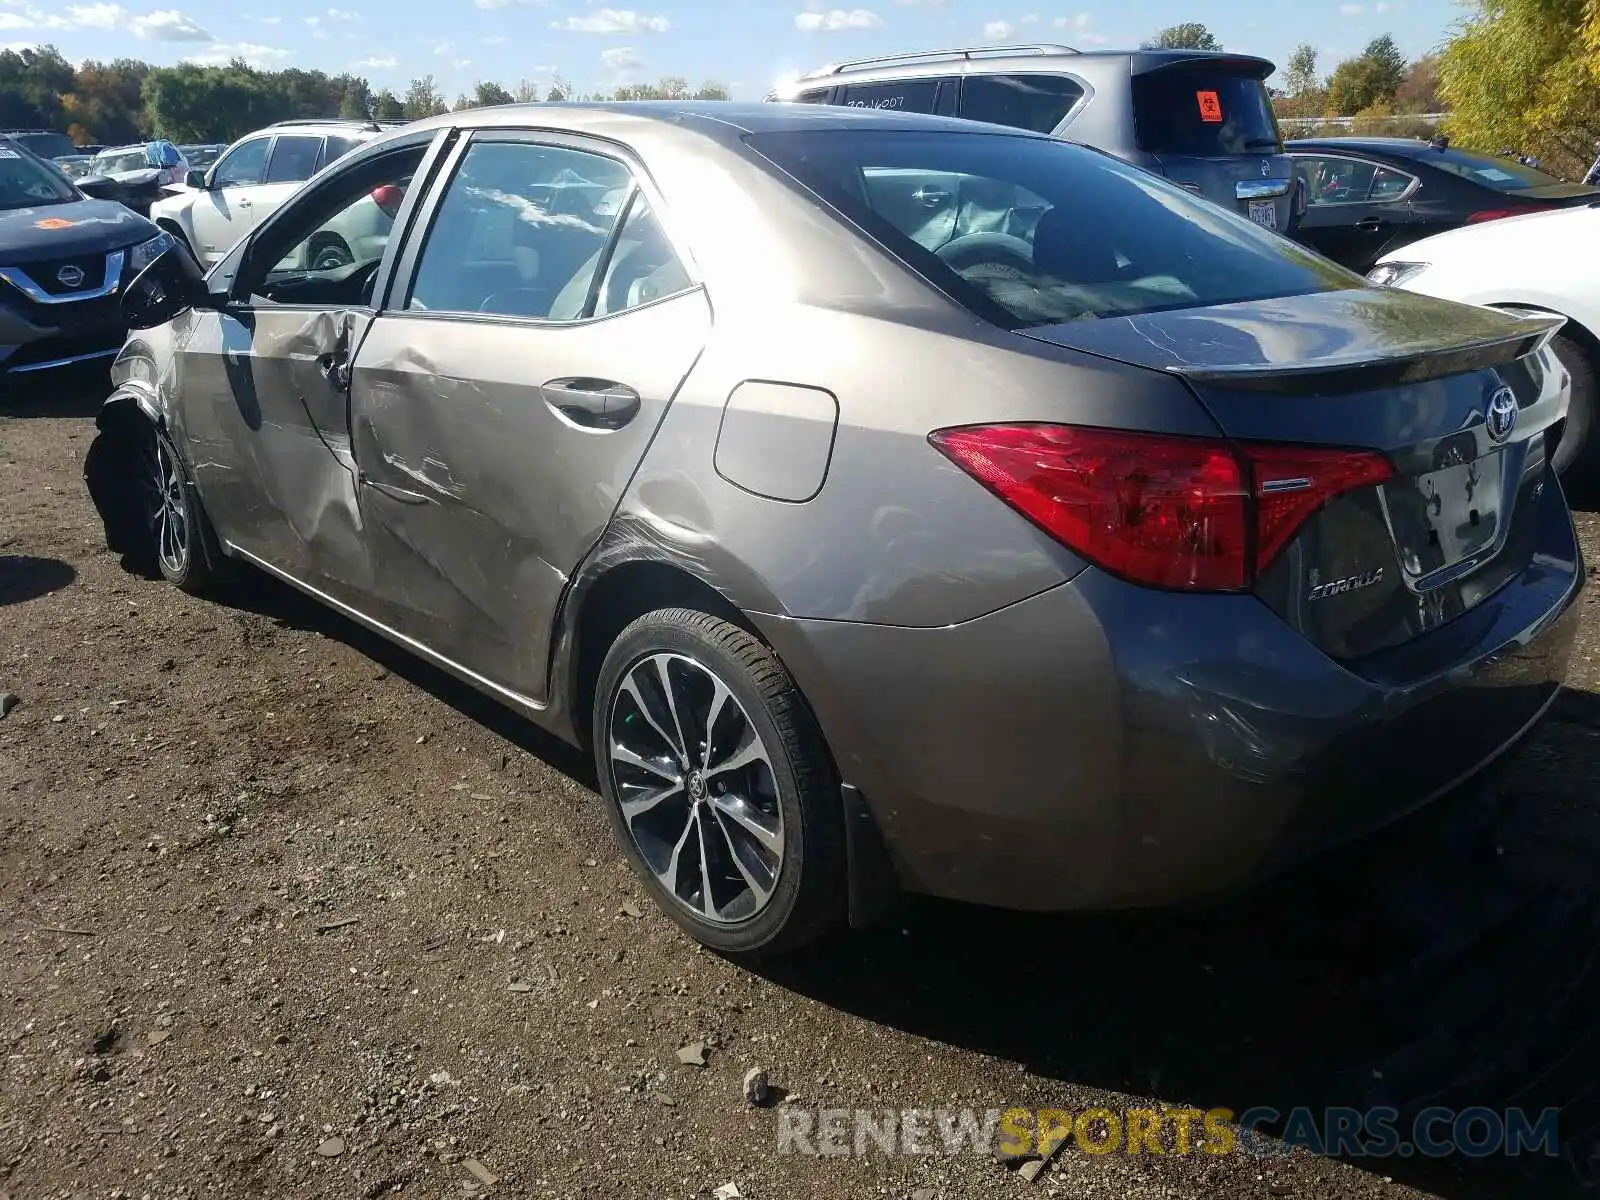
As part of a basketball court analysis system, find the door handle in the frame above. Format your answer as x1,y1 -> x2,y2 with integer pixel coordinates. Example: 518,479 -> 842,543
236,197 -> 252,208
1354,217 -> 1382,231
541,378 -> 641,430
912,186 -> 951,208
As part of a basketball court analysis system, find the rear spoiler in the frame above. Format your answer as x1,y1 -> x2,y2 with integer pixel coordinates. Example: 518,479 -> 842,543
1165,312 -> 1567,394
1132,53 -> 1276,80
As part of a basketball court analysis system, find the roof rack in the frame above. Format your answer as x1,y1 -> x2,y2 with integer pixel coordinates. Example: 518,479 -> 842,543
269,118 -> 383,131
801,43 -> 1079,80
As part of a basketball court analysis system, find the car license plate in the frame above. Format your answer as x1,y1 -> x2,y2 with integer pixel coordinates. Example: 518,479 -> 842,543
1380,450 -> 1506,583
1247,199 -> 1278,230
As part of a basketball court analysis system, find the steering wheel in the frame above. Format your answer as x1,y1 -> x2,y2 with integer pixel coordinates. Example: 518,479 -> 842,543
935,233 -> 1038,281
478,287 -> 548,318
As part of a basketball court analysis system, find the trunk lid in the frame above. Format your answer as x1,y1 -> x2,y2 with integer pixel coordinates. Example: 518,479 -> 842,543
1018,286 -> 1569,661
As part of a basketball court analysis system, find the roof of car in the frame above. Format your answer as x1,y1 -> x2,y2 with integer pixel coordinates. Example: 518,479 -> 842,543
400,99 -> 1058,142
1286,137 -> 1446,158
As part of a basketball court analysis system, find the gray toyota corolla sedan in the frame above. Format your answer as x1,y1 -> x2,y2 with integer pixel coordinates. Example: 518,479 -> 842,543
84,102 -> 1584,955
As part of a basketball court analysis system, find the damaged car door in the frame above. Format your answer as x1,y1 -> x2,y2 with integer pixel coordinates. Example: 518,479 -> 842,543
174,131 -> 443,603
348,132 -> 711,704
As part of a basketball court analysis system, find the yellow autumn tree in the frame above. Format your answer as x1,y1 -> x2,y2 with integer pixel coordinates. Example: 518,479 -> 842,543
1439,0 -> 1600,179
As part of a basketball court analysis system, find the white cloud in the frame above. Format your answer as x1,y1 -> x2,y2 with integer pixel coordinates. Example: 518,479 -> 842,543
183,39 -> 289,65
129,8 -> 211,39
327,6 -> 358,16
254,14 -> 281,22
1020,12 -> 1038,23
474,0 -> 538,8
353,52 -> 396,67
554,8 -> 668,33
794,7 -> 881,32
1375,1 -> 1389,9
0,9 -> 31,27
600,44 -> 643,71
481,34 -> 507,44
303,14 -> 318,23
1339,3 -> 1362,12
891,0 -> 944,5
983,18 -> 1012,38
48,3 -> 124,30
1053,12 -> 1093,29
433,38 -> 452,52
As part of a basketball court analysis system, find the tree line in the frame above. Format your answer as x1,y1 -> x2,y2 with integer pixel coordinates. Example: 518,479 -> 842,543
0,46 -> 728,146
1144,5 -> 1598,181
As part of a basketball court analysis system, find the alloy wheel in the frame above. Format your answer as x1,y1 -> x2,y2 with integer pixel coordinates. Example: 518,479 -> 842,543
605,652 -> 784,924
146,434 -> 189,577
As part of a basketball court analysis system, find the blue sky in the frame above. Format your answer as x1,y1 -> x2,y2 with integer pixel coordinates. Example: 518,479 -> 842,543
2,0 -> 1464,101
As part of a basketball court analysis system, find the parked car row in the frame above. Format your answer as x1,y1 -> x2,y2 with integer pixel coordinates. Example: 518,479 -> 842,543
73,98 -> 1584,955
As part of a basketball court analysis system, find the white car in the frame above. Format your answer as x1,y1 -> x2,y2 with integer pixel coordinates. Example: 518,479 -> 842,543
1368,202 -> 1600,480
150,119 -> 392,268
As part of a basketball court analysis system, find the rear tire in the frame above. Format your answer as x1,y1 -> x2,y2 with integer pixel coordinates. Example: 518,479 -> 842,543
1549,333 -> 1598,483
591,608 -> 846,956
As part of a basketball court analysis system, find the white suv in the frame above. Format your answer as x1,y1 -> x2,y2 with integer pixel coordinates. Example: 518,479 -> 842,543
150,119 -> 395,267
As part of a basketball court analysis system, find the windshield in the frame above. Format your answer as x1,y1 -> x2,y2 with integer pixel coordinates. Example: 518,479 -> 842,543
93,149 -> 153,175
0,142 -> 79,209
746,129 -> 1352,328
1132,67 -> 1282,156
1418,147 -> 1565,192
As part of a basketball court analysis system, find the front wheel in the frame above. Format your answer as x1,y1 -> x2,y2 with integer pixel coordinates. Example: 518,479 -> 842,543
139,424 -> 224,594
591,608 -> 846,956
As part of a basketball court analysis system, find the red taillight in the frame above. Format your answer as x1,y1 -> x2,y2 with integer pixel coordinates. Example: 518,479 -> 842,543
1465,208 -> 1531,223
929,424 -> 1394,593
371,184 -> 404,217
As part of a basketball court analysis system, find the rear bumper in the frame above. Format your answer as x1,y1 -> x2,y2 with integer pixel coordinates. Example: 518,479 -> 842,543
755,474 -> 1584,912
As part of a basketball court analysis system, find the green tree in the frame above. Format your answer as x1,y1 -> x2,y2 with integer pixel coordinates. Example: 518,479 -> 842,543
472,80 -> 516,107
1283,43 -> 1320,97
1440,0 -> 1600,179
1393,53 -> 1442,113
1325,35 -> 1409,115
402,74 -> 447,119
338,78 -> 373,121
372,88 -> 405,121
1141,22 -> 1221,50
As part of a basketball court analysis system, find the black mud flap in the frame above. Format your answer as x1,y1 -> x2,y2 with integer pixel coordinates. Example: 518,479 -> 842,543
842,784 -> 904,930
83,403 -> 156,569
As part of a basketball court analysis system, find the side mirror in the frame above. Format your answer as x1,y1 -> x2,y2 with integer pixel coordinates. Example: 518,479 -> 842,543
76,174 -> 121,201
122,243 -> 213,330
185,168 -> 208,190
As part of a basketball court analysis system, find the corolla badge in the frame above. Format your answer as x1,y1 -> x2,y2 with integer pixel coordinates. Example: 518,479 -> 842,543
56,264 -> 85,289
1307,567 -> 1384,601
1485,385 -> 1518,443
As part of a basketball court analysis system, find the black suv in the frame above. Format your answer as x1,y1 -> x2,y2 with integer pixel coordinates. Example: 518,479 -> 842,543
1,136 -> 170,378
768,44 -> 1301,235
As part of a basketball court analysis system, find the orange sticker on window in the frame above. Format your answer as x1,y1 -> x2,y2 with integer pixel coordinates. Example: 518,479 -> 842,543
1196,90 -> 1223,123
34,217 -> 75,230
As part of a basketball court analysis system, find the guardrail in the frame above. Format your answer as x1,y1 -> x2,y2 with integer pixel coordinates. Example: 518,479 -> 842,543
1277,112 -> 1447,130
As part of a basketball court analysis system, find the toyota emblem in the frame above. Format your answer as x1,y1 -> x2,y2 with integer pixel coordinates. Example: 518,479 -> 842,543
1485,385 -> 1518,443
56,264 -> 85,289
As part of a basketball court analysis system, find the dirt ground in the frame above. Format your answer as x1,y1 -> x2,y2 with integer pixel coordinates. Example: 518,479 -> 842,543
5,378 -> 1600,1200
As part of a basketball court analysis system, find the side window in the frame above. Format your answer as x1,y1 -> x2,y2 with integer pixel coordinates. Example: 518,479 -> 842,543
242,142 -> 429,303
588,194 -> 691,317
407,141 -> 633,320
959,74 -> 1085,134
933,78 -> 959,117
1369,165 -> 1414,201
793,89 -> 833,104
321,135 -> 365,170
212,138 -> 270,188
1301,156 -> 1378,205
266,135 -> 323,184
839,79 -> 939,112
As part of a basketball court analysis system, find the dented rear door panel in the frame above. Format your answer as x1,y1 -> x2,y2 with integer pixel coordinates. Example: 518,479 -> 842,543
347,289 -> 713,703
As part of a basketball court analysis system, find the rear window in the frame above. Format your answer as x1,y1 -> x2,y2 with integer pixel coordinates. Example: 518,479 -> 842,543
746,129 -> 1351,329
10,131 -> 75,159
1417,148 -> 1563,192
1132,68 -> 1281,156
